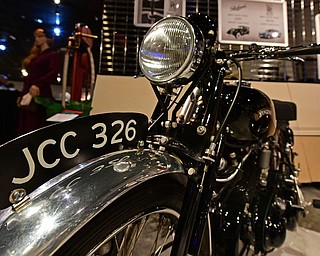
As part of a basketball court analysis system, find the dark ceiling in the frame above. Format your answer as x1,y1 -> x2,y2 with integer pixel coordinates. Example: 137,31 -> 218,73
0,0 -> 103,82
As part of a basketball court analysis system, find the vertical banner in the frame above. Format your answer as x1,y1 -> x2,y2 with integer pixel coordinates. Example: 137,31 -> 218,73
218,0 -> 288,46
134,0 -> 186,27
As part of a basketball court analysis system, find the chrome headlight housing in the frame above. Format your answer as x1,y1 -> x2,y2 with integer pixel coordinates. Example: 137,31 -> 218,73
139,16 -> 205,86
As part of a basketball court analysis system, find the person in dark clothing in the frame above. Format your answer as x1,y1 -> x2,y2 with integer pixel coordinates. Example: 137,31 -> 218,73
17,28 -> 61,136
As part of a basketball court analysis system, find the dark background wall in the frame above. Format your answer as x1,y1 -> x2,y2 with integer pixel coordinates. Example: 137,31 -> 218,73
99,0 -> 320,82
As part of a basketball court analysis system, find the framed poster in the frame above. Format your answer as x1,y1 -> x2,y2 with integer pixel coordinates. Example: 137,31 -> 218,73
134,0 -> 186,27
218,0 -> 288,46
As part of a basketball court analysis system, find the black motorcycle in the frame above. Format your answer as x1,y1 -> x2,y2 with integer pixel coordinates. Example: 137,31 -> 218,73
0,13 -> 318,255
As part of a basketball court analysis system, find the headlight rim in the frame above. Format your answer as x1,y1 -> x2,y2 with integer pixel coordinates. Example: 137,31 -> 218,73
139,16 -> 205,87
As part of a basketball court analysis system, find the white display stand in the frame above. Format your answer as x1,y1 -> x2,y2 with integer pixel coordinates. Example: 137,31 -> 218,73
91,75 -> 157,118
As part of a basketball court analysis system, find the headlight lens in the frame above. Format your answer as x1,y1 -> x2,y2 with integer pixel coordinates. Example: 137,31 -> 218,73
139,16 -> 204,85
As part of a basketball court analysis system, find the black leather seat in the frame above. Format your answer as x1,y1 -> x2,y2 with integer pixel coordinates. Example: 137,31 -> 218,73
272,99 -> 297,121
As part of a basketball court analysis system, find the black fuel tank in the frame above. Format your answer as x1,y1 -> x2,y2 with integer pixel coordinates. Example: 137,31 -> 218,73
221,84 -> 276,141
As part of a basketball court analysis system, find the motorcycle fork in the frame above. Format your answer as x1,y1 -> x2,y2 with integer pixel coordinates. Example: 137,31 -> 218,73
170,160 -> 219,256
170,68 -> 226,256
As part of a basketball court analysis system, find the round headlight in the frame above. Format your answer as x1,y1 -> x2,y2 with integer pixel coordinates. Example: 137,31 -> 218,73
139,16 -> 204,86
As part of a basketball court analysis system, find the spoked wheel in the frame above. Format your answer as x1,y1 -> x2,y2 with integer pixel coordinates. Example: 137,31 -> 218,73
55,176 -> 186,256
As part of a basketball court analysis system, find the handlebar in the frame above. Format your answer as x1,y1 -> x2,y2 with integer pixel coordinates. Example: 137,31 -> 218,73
226,43 -> 320,60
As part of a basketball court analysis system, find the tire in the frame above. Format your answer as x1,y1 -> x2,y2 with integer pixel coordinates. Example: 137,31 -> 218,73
55,175 -> 186,256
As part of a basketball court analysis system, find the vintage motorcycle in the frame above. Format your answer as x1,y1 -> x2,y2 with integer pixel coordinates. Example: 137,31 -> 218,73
0,13 -> 319,255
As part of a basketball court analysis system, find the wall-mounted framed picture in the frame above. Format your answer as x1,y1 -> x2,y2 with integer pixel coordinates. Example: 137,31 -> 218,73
134,0 -> 186,27
218,0 -> 288,46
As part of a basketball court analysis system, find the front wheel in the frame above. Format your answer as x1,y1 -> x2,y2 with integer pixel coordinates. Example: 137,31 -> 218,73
55,176 -> 186,256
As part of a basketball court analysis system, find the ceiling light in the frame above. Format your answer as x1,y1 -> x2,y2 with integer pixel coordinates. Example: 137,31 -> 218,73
35,18 -> 43,24
21,69 -> 28,77
0,45 -> 6,51
55,12 -> 60,25
54,0 -> 61,4
54,27 -> 61,36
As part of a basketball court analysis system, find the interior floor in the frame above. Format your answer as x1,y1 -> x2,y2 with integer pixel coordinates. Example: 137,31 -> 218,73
270,183 -> 320,256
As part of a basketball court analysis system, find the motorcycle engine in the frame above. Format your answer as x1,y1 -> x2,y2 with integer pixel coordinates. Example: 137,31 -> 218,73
242,188 -> 287,253
260,197 -> 287,249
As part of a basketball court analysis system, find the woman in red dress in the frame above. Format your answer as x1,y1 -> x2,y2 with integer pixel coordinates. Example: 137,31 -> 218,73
17,28 -> 61,136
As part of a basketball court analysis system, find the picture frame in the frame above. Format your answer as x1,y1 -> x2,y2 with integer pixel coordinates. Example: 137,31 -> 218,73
134,0 -> 186,27
218,0 -> 288,46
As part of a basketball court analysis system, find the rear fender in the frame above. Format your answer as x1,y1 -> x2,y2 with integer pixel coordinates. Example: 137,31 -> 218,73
0,149 -> 186,255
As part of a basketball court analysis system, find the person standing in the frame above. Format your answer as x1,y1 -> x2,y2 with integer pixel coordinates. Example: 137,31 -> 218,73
17,28 -> 61,136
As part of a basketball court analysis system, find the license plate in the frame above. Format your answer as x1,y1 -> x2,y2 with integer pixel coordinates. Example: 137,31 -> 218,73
0,112 -> 148,210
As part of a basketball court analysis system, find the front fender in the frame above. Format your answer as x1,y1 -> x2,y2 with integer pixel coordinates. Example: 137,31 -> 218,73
0,149 -> 186,255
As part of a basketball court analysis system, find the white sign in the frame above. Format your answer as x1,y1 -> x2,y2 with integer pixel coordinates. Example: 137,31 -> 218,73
218,0 -> 288,46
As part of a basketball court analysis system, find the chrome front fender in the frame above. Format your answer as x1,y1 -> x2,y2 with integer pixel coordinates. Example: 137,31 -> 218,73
0,149 -> 186,255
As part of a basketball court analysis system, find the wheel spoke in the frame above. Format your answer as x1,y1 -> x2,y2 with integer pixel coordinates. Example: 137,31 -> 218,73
153,216 -> 175,256
89,211 -> 178,256
120,217 -> 148,255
